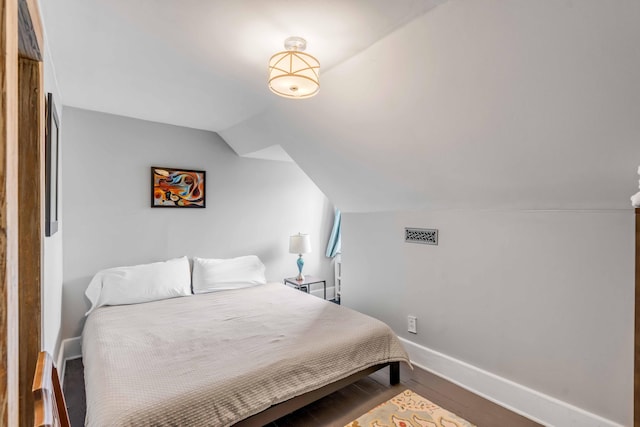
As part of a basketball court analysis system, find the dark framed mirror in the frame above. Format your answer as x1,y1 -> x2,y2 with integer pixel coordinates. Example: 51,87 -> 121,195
45,92 -> 59,236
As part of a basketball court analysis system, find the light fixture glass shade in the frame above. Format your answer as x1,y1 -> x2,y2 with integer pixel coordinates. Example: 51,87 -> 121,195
289,233 -> 311,254
269,37 -> 320,99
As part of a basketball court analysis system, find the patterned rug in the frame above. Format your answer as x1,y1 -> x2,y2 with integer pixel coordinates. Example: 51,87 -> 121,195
345,389 -> 476,427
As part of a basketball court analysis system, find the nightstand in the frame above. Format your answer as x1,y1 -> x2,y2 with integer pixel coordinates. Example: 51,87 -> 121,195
284,276 -> 327,300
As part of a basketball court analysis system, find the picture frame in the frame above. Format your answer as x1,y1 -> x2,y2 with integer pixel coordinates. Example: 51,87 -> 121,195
45,93 -> 59,236
151,166 -> 206,208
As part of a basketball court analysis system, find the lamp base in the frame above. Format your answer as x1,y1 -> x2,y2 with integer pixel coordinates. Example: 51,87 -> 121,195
296,255 -> 305,282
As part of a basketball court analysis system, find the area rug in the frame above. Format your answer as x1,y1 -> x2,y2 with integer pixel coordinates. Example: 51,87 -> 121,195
345,389 -> 476,427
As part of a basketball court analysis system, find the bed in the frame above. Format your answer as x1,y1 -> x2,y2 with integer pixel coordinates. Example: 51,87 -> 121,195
82,277 -> 410,426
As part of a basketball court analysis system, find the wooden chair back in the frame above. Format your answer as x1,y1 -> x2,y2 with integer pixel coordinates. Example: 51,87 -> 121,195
32,351 -> 70,427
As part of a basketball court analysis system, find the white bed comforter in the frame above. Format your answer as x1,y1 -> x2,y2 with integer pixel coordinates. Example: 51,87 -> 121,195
82,283 -> 409,426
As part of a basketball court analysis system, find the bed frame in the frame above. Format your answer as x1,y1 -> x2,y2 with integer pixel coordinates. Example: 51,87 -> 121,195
234,361 -> 400,426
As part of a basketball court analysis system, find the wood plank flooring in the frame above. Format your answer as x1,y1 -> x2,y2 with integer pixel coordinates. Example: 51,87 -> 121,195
63,358 -> 540,426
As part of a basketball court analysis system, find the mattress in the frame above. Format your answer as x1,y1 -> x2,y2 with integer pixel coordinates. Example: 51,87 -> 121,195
82,282 -> 409,426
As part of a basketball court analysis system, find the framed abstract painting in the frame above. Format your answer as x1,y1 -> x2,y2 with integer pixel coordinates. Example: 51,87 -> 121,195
151,167 -> 206,208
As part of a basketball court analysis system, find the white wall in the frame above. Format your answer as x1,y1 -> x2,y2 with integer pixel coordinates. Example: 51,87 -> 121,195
343,209 -> 633,426
41,21 -> 64,360
60,107 -> 335,340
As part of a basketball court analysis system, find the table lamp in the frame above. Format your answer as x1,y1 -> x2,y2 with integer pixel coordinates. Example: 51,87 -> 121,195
289,233 -> 311,281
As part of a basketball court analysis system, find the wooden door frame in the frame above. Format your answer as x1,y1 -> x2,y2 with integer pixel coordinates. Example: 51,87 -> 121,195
0,0 -> 20,424
17,0 -> 44,424
1,0 -> 44,425
17,54 -> 44,427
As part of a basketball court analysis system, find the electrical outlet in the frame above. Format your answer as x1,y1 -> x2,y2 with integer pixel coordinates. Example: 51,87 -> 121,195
407,315 -> 417,334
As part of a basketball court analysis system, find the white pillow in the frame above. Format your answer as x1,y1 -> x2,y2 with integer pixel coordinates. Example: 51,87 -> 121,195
192,255 -> 266,294
84,257 -> 191,315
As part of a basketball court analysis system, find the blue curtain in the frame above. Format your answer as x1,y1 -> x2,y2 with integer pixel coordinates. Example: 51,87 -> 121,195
325,209 -> 341,258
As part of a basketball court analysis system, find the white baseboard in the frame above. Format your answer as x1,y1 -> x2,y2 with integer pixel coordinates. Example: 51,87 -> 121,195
57,336 -> 82,387
399,338 -> 623,427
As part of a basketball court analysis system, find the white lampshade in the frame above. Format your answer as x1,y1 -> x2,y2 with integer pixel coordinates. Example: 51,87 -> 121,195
289,233 -> 311,254
269,37 -> 320,99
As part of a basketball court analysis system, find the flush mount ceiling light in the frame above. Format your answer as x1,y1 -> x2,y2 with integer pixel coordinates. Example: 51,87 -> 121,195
268,36 -> 320,99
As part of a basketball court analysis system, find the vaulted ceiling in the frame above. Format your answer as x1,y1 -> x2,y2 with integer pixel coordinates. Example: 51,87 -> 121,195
40,0 -> 445,131
41,0 -> 640,212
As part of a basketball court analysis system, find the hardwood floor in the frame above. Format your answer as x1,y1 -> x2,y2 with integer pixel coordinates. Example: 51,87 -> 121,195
63,358 -> 541,427
63,358 -> 85,426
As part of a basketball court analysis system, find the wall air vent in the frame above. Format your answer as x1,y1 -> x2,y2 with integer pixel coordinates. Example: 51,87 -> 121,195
405,227 -> 438,245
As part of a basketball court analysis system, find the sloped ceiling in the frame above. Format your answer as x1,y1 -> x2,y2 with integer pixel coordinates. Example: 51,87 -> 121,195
39,0 -> 445,131
221,0 -> 640,211
42,0 -> 640,212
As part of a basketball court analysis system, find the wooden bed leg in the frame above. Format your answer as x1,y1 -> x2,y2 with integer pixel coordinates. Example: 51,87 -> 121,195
390,361 -> 400,385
